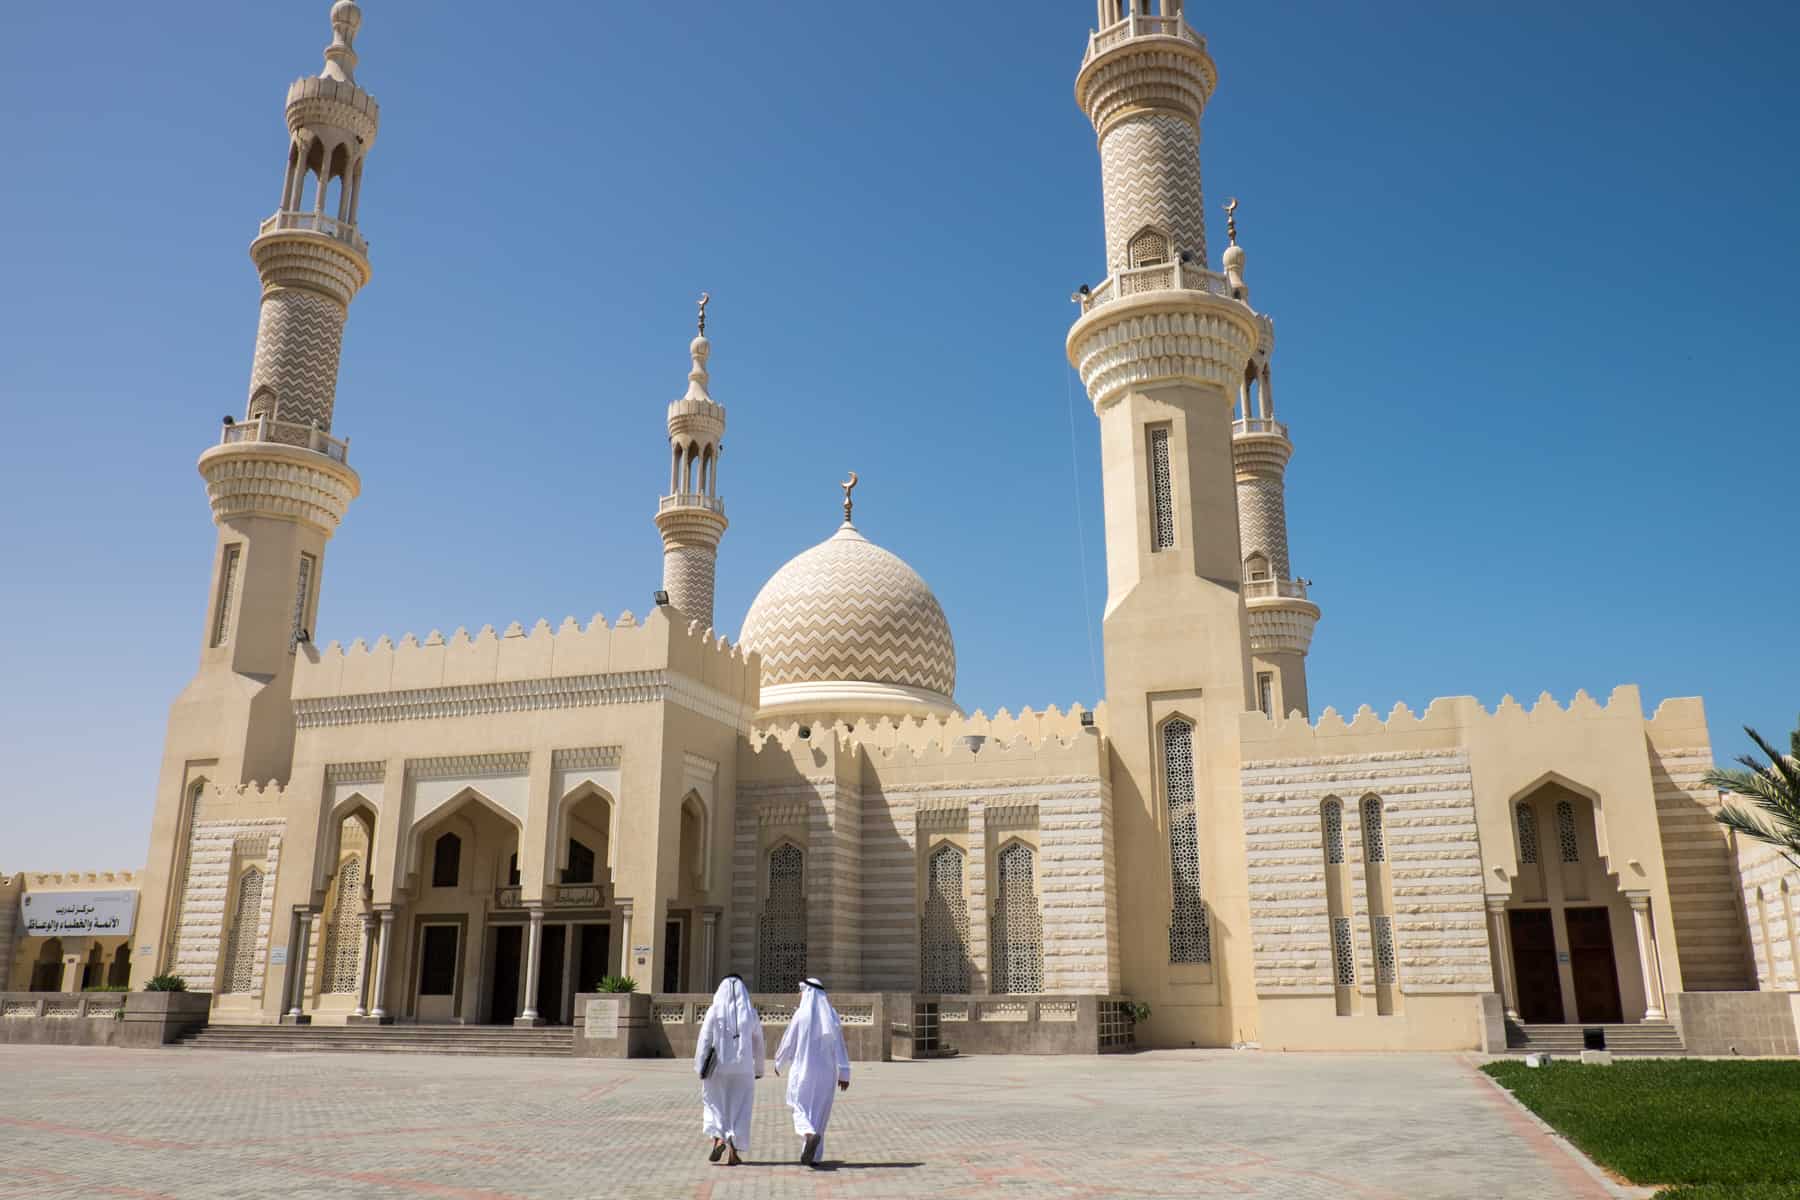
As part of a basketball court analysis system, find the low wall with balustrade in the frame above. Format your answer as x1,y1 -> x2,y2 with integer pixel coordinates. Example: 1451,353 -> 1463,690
0,992 -> 211,1047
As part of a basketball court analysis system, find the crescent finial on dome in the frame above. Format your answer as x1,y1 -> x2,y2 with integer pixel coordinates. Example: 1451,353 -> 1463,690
841,471 -> 858,525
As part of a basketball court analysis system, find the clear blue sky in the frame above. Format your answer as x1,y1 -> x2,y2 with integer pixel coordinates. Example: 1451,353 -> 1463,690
2,2 -> 1795,869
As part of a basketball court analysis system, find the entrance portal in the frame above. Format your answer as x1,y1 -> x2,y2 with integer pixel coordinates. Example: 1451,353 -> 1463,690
1509,909 -> 1563,1024
536,924 -> 568,1024
489,925 -> 522,1024
417,924 -> 460,1022
1565,906 -> 1624,1023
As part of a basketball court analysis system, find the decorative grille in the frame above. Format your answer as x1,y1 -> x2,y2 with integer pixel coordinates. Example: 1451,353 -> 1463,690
1373,915 -> 1397,985
756,844 -> 806,993
1149,427 -> 1174,551
1164,719 -> 1212,963
1331,916 -> 1356,987
1128,226 -> 1170,268
319,856 -> 363,994
1556,800 -> 1580,863
991,842 -> 1044,994
1516,803 -> 1539,865
922,844 -> 970,993
221,867 -> 264,994
1361,797 -> 1386,864
212,544 -> 241,647
1322,800 -> 1344,865
289,553 -> 314,652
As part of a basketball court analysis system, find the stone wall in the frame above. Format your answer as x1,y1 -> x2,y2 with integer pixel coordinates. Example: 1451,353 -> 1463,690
168,817 -> 285,994
1241,748 -> 1489,997
1666,990 -> 1800,1057
1651,744 -> 1753,989
1738,835 -> 1800,991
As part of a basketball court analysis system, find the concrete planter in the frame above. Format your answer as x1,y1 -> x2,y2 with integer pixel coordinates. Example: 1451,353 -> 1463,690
121,991 -> 213,1047
573,992 -> 653,1058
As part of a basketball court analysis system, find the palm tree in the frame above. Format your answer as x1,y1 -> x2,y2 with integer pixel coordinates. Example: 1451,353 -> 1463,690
1705,717 -> 1800,871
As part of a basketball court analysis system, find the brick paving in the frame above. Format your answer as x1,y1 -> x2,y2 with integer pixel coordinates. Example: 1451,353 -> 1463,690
0,1046 -> 1609,1199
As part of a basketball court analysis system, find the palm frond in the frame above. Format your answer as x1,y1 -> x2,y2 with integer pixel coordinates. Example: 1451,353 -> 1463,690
1744,723 -> 1800,799
1716,806 -> 1800,868
1709,719 -> 1800,866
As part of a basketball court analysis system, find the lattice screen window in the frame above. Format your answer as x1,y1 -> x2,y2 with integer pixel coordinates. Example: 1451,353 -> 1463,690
1164,718 -> 1212,963
1373,915 -> 1397,985
1128,225 -> 1170,268
212,544 -> 241,647
319,856 -> 364,994
220,867 -> 264,994
1555,800 -> 1580,863
1516,803 -> 1539,865
922,844 -> 971,993
991,842 -> 1044,995
1331,916 -> 1356,987
1149,427 -> 1175,551
1322,800 -> 1345,865
756,844 -> 807,993
1361,796 -> 1386,864
289,553 -> 315,652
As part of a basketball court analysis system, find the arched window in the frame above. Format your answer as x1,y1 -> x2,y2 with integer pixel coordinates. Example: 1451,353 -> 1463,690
1361,796 -> 1386,864
991,842 -> 1044,994
432,833 -> 461,888
1555,800 -> 1580,863
1244,553 -> 1270,582
1164,718 -> 1211,963
1148,426 -> 1175,552
1128,225 -> 1170,268
108,944 -> 131,989
319,856 -> 364,994
921,844 -> 970,993
1515,803 -> 1539,865
757,844 -> 807,993
1322,799 -> 1345,865
30,939 -> 63,992
220,867 -> 264,995
563,839 -> 595,886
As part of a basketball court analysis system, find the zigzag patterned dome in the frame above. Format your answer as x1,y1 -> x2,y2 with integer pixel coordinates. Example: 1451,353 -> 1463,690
739,522 -> 957,720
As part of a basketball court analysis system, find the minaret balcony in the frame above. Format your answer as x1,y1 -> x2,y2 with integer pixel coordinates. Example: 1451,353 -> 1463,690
1076,260 -> 1240,314
1243,577 -> 1310,602
1233,416 -> 1289,440
257,209 -> 368,257
1084,13 -> 1205,64
219,414 -> 350,465
658,492 -> 725,516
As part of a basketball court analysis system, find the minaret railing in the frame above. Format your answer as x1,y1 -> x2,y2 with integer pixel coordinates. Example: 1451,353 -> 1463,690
1078,260 -> 1237,313
658,492 -> 726,515
1086,14 -> 1202,63
1242,578 -> 1310,602
257,209 -> 368,255
1232,416 -> 1289,439
219,416 -> 351,464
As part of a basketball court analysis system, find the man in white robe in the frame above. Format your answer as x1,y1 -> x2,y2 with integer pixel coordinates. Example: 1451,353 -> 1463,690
772,977 -> 851,1166
695,975 -> 763,1165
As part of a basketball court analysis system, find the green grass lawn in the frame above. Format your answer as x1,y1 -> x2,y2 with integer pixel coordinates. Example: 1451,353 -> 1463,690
1482,1060 -> 1800,1198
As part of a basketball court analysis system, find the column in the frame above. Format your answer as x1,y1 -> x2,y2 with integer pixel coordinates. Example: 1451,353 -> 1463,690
286,910 -> 314,1021
1485,899 -> 1519,1020
616,900 -> 634,980
558,925 -> 575,1024
1629,894 -> 1666,1020
701,911 -> 719,992
518,908 -> 545,1026
371,910 -> 394,1021
351,916 -> 375,1017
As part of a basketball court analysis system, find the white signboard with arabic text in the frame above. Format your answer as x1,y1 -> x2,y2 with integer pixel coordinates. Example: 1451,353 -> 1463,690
20,890 -> 138,937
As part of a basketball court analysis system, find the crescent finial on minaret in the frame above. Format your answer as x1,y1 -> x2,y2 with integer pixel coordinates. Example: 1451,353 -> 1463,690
1224,197 -> 1239,247
841,471 -> 858,524
697,292 -> 710,337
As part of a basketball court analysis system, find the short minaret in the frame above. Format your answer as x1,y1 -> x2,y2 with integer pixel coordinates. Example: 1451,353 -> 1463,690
1226,211 -> 1320,719
136,2 -> 379,983
654,295 -> 729,631
1066,1 -> 1263,1043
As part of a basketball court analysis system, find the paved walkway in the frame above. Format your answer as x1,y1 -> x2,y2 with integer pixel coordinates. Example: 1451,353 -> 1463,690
0,1046 -> 1609,1199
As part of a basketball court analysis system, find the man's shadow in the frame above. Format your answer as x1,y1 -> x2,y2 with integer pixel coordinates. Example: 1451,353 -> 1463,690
736,1161 -> 923,1170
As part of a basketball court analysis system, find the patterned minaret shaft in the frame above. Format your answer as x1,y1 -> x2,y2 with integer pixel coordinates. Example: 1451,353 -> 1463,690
1067,2 -> 1264,1037
247,0 -> 378,434
1229,233 -> 1319,718
654,299 -> 729,631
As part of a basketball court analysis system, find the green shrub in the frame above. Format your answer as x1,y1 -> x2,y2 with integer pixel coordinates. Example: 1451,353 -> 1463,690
597,975 -> 638,994
1124,1001 -> 1152,1024
143,974 -> 188,992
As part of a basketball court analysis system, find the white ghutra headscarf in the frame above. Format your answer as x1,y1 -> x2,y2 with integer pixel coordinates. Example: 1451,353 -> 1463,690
698,975 -> 760,1072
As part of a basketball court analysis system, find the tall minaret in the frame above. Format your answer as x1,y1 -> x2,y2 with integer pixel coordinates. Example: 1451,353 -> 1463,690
1066,1 -> 1263,1043
1225,211 -> 1320,719
654,295 -> 729,631
137,2 -> 378,981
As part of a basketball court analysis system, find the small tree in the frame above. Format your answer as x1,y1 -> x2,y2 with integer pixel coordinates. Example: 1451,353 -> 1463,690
143,974 -> 188,993
1705,716 -> 1800,871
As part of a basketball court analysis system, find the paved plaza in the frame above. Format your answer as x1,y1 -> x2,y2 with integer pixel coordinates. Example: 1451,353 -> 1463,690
0,1046 -> 1611,1199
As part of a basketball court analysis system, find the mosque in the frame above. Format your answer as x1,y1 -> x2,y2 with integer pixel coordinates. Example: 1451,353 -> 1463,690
7,1 -> 1796,1055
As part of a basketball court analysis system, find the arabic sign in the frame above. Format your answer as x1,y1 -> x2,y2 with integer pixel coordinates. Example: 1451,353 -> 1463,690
20,889 -> 138,936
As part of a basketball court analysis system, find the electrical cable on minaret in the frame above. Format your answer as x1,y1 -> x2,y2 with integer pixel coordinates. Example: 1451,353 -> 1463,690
654,295 -> 730,632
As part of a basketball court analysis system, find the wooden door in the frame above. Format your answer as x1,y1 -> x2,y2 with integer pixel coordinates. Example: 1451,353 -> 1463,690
1565,906 -> 1624,1024
489,924 -> 521,1025
1509,908 -> 1564,1023
536,924 -> 567,1024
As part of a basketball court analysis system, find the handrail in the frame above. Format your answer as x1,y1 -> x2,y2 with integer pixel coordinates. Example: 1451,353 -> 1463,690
219,415 -> 350,465
257,209 -> 368,255
1075,259 -> 1238,314
1233,417 -> 1289,439
1243,577 -> 1310,601
1086,13 -> 1204,63
659,492 -> 725,514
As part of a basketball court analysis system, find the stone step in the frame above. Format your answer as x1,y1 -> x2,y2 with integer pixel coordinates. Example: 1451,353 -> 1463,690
1505,1021 -> 1685,1055
180,1025 -> 575,1058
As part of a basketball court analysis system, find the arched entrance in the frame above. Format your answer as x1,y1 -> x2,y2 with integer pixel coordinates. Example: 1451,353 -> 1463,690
1501,780 -> 1656,1024
403,791 -> 520,1024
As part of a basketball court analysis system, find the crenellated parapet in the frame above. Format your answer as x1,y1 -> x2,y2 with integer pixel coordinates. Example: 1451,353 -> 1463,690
291,607 -> 759,731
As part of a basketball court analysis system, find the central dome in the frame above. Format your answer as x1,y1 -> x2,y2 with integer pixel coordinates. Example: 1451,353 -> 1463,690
739,522 -> 957,721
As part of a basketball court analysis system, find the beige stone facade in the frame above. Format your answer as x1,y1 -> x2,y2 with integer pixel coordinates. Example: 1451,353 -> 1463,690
7,1 -> 1787,1054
